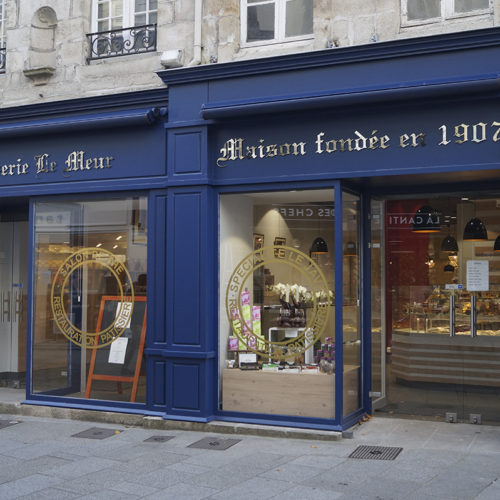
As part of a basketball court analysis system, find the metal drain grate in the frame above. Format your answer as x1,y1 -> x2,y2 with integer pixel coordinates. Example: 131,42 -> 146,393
349,445 -> 403,460
71,427 -> 121,440
143,435 -> 175,443
188,437 -> 241,451
0,420 -> 19,430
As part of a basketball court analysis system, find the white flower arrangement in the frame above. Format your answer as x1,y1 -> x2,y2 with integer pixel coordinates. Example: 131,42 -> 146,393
272,283 -> 334,304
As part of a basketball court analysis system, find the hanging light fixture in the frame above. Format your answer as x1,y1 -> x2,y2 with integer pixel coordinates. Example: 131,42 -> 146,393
443,263 -> 455,272
412,205 -> 440,233
494,235 -> 500,252
463,217 -> 488,241
310,237 -> 328,255
440,234 -> 458,253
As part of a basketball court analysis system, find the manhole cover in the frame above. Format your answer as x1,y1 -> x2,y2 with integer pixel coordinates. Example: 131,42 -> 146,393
143,435 -> 175,443
187,437 -> 241,451
71,427 -> 121,440
0,420 -> 19,429
349,445 -> 403,460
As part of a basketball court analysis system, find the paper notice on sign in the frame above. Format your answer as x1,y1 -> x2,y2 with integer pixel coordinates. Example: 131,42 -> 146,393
108,337 -> 128,364
467,260 -> 489,291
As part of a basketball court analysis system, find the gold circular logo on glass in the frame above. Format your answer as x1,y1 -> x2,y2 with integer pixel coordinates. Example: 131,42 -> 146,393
50,248 -> 135,348
225,245 -> 331,360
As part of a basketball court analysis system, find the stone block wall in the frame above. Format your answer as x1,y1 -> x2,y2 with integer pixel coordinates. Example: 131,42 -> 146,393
0,0 -> 497,108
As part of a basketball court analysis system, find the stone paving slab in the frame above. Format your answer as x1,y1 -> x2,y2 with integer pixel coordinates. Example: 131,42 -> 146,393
0,413 -> 496,499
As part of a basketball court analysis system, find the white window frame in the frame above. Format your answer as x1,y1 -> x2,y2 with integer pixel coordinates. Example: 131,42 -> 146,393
401,0 -> 492,27
0,0 -> 6,48
91,0 -> 157,33
241,0 -> 314,48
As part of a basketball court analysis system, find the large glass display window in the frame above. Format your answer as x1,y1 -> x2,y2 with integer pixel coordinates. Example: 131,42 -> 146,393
32,196 -> 148,403
219,189 -> 336,419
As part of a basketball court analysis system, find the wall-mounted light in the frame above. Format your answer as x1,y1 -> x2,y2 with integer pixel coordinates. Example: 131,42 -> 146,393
412,205 -> 440,233
463,218 -> 488,241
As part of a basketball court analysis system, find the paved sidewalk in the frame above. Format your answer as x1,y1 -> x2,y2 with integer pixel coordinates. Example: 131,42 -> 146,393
0,413 -> 497,499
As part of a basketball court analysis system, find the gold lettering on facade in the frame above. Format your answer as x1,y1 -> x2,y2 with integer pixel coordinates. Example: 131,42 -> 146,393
64,151 -> 113,173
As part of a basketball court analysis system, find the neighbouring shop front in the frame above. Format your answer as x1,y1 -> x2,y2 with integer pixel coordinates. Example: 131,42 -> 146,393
0,91 -> 170,415
2,28 -> 500,431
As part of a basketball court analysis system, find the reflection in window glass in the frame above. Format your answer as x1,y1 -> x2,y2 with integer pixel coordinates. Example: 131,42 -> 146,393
32,197 -> 147,403
247,4 -> 275,41
285,0 -> 313,37
219,190 -> 335,419
407,0 -> 441,20
343,192 -> 361,416
455,0 -> 488,12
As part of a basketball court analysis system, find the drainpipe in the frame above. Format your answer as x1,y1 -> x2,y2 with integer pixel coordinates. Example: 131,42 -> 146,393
188,0 -> 202,66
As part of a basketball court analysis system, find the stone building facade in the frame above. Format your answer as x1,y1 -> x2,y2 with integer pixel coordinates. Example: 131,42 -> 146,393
0,0 -> 498,107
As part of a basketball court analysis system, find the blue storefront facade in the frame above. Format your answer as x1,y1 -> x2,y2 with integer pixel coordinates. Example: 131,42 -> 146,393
2,27 -> 500,430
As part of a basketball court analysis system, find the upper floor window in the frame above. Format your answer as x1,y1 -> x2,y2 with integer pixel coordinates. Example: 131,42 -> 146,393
0,0 -> 6,72
241,0 -> 313,45
402,0 -> 491,24
92,0 -> 157,32
88,0 -> 157,61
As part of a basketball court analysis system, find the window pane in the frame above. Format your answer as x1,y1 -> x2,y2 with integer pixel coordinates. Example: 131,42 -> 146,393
247,4 -> 275,41
343,192 -> 361,417
149,12 -> 157,24
32,197 -> 148,403
98,20 -> 108,32
135,13 -> 147,25
286,0 -> 313,37
135,0 -> 147,12
111,1 -> 123,17
455,0 -> 489,12
98,2 -> 109,19
219,189 -> 335,419
150,0 -> 158,9
407,0 -> 441,20
111,17 -> 123,29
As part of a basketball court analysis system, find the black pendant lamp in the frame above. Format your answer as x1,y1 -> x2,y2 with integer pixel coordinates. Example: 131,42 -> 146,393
310,237 -> 328,255
443,263 -> 455,273
440,235 -> 458,253
463,218 -> 488,241
412,205 -> 440,233
494,235 -> 500,252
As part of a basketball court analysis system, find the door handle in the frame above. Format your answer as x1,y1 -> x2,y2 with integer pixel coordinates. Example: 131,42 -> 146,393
2,290 -> 11,323
470,294 -> 477,338
449,295 -> 455,337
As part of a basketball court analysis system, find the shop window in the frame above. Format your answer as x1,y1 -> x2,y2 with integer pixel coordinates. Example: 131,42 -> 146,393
0,0 -> 5,72
402,0 -> 491,24
88,0 -> 157,60
241,0 -> 313,45
219,189 -> 337,419
32,197 -> 148,404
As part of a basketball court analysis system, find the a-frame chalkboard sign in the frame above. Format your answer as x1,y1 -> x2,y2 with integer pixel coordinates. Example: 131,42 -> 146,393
85,295 -> 147,402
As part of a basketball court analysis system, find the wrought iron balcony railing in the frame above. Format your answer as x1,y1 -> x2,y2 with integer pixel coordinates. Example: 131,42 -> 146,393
87,24 -> 157,62
0,47 -> 5,73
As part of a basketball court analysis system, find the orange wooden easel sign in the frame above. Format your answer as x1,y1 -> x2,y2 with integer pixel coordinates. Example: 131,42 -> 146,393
85,295 -> 147,402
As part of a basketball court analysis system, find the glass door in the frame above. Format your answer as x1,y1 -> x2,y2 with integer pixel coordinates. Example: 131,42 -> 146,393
0,219 -> 28,388
379,196 -> 500,424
